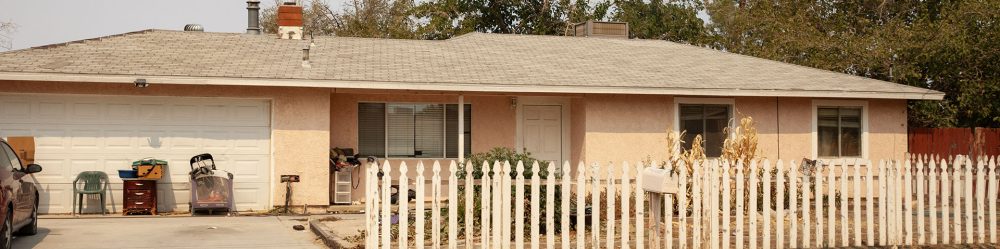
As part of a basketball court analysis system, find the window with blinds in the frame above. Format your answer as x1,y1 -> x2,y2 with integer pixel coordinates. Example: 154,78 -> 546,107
358,103 -> 471,158
679,103 -> 731,157
817,106 -> 863,158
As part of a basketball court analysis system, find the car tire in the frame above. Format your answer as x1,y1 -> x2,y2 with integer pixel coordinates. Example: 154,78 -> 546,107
15,201 -> 37,236
1,209 -> 12,249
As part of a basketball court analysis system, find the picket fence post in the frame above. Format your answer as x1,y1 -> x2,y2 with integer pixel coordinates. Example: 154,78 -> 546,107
839,160 -> 849,247
864,160 -> 874,246
677,161 -> 688,249
366,162 -> 378,249
621,162 -> 632,249
989,157 -> 998,244
664,162 -> 676,249
530,162 -> 541,249
575,162 -> 586,249
491,161 -> 502,249
432,161 -> 443,249
852,159 -> 862,247
606,162 -> 616,249
776,160 -> 786,249
400,163 -> 410,249
721,164 -> 731,249
927,158 -> 942,245
762,160 -> 772,249
589,163 -> 600,248
464,161 -> 474,249
479,161 -> 490,249
692,161 -> 703,249
515,162 -> 526,249
735,164 -> 745,249
710,161 -> 721,249
943,158 -> 953,244
546,162 -> 556,249
561,162 -> 572,249
917,159 -> 926,245
788,161 -> 799,248
414,162 -> 426,249
826,160 -> 835,247
904,159 -> 913,245
977,158 -> 987,243
636,162 -> 646,249
381,162 -> 393,249
814,161 -> 823,248
448,161 -> 458,249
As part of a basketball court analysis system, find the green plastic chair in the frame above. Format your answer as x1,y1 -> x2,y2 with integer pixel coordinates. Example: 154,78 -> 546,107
72,171 -> 110,215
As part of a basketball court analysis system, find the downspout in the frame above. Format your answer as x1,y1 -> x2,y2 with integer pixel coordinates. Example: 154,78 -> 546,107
458,95 -> 465,163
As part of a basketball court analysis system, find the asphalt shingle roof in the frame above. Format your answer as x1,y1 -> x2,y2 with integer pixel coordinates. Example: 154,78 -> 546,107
0,29 -> 942,99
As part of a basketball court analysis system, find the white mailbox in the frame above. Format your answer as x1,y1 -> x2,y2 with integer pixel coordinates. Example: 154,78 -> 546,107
640,167 -> 679,194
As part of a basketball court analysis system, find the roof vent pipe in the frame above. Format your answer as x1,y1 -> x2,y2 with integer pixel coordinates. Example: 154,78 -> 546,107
183,24 -> 204,32
301,46 -> 311,68
246,0 -> 261,34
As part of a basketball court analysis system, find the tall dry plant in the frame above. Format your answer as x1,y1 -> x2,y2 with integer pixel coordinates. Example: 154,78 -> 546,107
659,129 -> 705,215
722,115 -> 761,172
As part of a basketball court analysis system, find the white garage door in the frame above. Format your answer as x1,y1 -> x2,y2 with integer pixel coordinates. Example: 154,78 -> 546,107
0,94 -> 271,213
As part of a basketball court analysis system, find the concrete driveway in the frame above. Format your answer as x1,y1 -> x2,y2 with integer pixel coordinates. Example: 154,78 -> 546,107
13,216 -> 325,249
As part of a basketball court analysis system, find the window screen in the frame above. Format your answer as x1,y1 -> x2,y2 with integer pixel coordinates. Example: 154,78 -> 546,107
358,103 -> 471,158
817,107 -> 862,157
679,104 -> 731,157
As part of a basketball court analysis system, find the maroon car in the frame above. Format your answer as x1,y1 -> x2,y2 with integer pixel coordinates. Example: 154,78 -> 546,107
0,139 -> 41,249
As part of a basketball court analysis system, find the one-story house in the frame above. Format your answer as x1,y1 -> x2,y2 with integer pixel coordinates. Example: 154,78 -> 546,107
0,5 -> 942,213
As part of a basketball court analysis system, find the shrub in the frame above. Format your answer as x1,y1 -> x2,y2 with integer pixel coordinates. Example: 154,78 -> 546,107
462,147 -> 552,179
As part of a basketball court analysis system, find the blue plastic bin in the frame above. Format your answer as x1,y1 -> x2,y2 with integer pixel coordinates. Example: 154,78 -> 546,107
118,169 -> 138,179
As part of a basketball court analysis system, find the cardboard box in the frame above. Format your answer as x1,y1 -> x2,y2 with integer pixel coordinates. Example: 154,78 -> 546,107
5,137 -> 35,165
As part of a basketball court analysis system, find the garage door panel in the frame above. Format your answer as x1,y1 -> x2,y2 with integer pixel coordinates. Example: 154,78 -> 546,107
0,94 -> 272,214
1,95 -> 271,127
106,103 -> 135,120
137,104 -> 168,121
38,102 -> 67,120
36,184 -> 68,214
71,102 -> 101,120
1,100 -> 30,118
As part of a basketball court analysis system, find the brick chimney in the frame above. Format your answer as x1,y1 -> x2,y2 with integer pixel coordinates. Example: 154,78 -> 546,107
277,1 -> 304,40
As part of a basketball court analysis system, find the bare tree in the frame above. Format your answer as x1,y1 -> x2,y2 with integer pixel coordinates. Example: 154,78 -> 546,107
0,21 -> 16,50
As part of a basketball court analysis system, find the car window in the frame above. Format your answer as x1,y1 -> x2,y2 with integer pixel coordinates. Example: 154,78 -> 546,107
0,143 -> 11,171
0,142 -> 20,170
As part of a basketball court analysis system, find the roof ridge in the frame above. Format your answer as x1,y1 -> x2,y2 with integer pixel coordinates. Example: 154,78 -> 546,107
0,29 -> 158,54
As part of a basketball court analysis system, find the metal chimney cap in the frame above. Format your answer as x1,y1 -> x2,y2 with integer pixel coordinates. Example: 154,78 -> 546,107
183,24 -> 204,32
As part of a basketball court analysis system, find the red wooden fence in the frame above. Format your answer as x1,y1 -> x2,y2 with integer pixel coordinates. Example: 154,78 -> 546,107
908,127 -> 1000,158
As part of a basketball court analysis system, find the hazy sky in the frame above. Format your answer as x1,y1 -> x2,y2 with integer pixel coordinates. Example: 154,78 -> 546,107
0,0 -> 349,50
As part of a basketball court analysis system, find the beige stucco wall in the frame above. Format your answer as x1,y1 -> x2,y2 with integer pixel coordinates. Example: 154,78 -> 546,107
0,80 -> 331,209
580,94 -> 675,165
578,95 -> 909,166
330,91 -> 516,201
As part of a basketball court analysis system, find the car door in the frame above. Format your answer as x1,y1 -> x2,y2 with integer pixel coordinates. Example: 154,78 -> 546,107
0,143 -> 15,224
0,143 -> 29,225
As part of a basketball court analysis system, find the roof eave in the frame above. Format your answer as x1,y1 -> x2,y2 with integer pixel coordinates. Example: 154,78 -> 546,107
0,72 -> 946,100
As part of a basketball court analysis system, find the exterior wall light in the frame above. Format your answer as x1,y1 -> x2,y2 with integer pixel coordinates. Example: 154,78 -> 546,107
134,79 -> 149,88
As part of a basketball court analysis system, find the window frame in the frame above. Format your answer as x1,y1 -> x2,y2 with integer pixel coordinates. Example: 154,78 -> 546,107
673,97 -> 736,158
357,101 -> 472,159
812,99 -> 869,160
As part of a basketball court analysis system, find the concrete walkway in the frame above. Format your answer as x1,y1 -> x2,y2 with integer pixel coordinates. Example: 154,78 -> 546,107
14,216 -> 325,249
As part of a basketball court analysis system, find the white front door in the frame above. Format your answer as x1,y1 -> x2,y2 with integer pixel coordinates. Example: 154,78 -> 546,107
0,94 -> 272,213
522,105 -> 562,164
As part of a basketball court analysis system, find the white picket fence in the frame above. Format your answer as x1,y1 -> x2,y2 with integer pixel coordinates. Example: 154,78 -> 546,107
365,156 -> 1000,248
